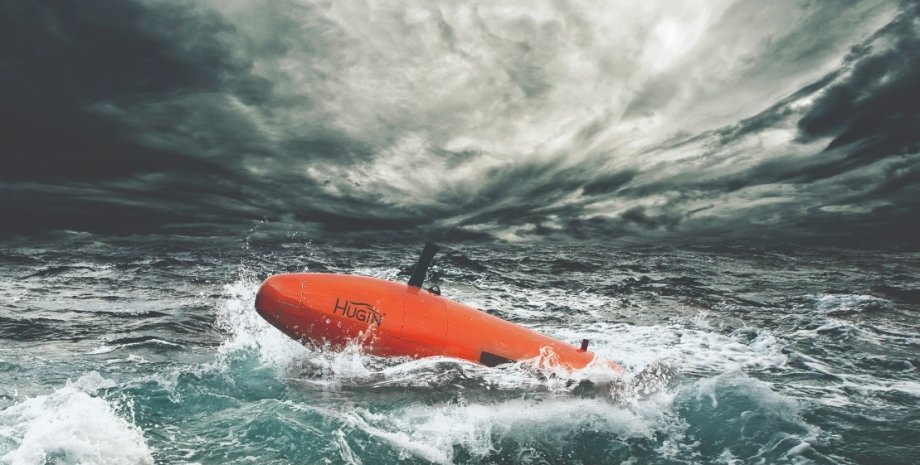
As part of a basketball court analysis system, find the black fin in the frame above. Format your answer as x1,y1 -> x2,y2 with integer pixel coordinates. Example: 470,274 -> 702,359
408,242 -> 440,288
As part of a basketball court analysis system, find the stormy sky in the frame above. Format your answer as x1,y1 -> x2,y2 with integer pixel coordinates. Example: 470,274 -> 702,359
2,0 -> 918,244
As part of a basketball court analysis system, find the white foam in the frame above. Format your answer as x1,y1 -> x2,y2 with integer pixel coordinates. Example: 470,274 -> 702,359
85,339 -> 184,355
345,397 -> 662,464
0,373 -> 153,465
889,380 -> 920,397
805,293 -> 891,314
340,373 -> 816,465
214,277 -> 312,372
544,321 -> 786,376
448,278 -> 615,322
350,267 -> 402,281
333,429 -> 364,465
69,372 -> 117,392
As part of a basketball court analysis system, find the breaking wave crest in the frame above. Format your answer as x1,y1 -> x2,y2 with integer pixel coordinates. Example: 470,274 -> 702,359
0,373 -> 153,465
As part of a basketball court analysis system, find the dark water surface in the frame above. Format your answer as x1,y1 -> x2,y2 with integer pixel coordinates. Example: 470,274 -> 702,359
1,233 -> 918,464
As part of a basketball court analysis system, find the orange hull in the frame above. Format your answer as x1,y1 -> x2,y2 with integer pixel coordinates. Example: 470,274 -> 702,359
255,273 -> 620,371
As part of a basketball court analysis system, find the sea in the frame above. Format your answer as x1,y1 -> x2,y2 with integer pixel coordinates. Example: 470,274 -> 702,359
1,231 -> 918,464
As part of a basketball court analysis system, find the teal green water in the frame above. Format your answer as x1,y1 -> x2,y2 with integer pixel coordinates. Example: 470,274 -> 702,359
1,235 -> 918,464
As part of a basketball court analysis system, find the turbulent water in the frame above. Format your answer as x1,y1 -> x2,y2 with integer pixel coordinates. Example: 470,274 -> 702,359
1,232 -> 918,465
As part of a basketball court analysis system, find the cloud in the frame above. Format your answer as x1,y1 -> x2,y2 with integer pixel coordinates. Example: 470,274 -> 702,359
798,6 -> 920,157
0,0 -> 917,245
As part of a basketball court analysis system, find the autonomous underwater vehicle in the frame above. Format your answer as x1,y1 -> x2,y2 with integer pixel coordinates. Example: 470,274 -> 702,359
255,243 -> 622,372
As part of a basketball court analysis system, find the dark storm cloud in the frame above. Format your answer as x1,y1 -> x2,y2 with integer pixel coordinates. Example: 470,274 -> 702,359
1,1 -> 268,178
1,0 -> 918,244
0,1 -> 275,232
798,7 -> 920,156
0,0 -> 367,234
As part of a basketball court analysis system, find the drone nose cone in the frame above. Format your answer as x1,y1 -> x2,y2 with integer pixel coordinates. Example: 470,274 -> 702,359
255,274 -> 301,320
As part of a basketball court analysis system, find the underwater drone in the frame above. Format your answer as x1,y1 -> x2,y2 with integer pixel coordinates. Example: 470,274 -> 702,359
255,243 -> 621,372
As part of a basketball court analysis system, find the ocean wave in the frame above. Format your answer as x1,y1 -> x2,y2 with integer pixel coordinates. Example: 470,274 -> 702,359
295,373 -> 817,465
86,338 -> 185,355
7,239 -> 912,464
0,372 -> 153,465
799,293 -> 892,315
